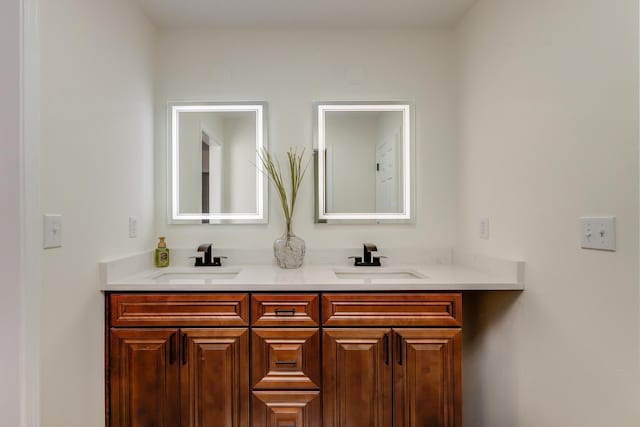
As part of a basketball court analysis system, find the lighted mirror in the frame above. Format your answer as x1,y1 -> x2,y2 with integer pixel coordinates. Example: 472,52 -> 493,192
169,102 -> 267,223
314,102 -> 413,223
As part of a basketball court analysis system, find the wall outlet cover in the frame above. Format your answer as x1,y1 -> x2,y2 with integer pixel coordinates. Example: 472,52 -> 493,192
480,217 -> 490,240
43,214 -> 62,249
129,216 -> 137,238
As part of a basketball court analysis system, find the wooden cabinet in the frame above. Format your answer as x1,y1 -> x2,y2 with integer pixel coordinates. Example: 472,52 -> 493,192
394,329 -> 462,427
106,292 -> 461,427
180,329 -> 249,427
107,294 -> 249,427
322,329 -> 393,427
322,328 -> 462,427
249,294 -> 321,427
109,329 -> 180,427
321,294 -> 462,427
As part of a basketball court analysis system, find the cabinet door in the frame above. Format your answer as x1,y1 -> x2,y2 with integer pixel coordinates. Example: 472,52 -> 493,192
322,329 -> 392,427
180,328 -> 249,427
393,329 -> 462,427
109,329 -> 180,427
252,391 -> 321,427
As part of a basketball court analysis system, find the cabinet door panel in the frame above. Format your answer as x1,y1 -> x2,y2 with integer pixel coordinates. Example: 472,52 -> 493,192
322,329 -> 392,427
181,328 -> 249,427
394,329 -> 462,427
252,391 -> 320,427
109,329 -> 180,427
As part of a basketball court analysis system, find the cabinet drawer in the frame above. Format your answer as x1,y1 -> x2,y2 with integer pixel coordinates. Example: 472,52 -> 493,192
321,293 -> 462,327
110,293 -> 249,327
251,328 -> 320,390
252,391 -> 321,427
251,294 -> 319,327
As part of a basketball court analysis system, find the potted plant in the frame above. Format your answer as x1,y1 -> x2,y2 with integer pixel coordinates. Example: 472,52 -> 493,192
258,148 -> 310,268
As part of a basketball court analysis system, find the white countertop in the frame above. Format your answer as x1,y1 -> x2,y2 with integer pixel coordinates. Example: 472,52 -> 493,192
101,249 -> 525,292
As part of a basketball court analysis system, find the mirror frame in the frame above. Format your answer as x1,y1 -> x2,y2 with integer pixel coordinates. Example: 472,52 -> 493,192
168,101 -> 268,224
314,101 -> 413,223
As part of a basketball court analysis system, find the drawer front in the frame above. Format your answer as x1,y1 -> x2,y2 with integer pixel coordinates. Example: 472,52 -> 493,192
110,293 -> 249,327
322,293 -> 462,327
251,294 -> 319,327
251,328 -> 321,390
252,391 -> 321,427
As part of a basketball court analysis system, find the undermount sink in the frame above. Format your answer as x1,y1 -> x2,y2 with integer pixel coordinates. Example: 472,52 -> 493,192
334,269 -> 425,280
152,270 -> 240,282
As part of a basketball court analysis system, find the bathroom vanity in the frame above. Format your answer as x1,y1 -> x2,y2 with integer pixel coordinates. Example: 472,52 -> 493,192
106,291 -> 461,427
102,252 -> 523,427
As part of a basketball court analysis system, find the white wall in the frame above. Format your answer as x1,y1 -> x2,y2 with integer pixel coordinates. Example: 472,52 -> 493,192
39,0 -> 156,425
456,1 -> 639,426
0,0 -> 22,426
155,28 -> 458,249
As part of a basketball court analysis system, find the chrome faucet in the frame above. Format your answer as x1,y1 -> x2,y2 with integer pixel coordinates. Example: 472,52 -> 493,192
194,243 -> 226,267
350,243 -> 382,267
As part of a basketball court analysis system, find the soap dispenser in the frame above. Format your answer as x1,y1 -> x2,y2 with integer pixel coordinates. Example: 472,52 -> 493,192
155,237 -> 170,268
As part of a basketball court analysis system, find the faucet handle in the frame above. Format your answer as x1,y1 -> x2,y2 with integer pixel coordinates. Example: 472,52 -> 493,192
197,243 -> 212,252
195,243 -> 214,266
363,243 -> 378,252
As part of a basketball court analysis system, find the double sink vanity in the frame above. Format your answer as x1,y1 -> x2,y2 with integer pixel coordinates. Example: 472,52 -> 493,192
100,99 -> 524,426
102,248 -> 523,427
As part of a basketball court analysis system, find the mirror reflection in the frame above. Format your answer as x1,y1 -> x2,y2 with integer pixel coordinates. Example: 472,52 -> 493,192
315,103 -> 412,222
170,103 -> 267,223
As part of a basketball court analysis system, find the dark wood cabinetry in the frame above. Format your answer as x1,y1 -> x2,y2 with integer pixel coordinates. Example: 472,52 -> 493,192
249,294 -> 321,427
180,328 -> 249,427
107,294 -> 249,427
251,328 -> 320,390
322,328 -> 393,427
106,292 -> 461,427
109,329 -> 180,427
321,294 -> 462,427
252,391 -> 321,427
394,329 -> 462,427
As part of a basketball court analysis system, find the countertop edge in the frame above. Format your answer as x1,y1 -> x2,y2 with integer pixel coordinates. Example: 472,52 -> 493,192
100,251 -> 525,292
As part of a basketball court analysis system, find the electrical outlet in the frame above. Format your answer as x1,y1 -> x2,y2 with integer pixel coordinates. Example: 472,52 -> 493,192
581,217 -> 616,251
43,214 -> 62,249
129,216 -> 137,238
480,217 -> 490,240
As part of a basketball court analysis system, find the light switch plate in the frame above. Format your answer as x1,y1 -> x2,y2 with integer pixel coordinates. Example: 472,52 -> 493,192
581,217 -> 616,251
43,214 -> 62,249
